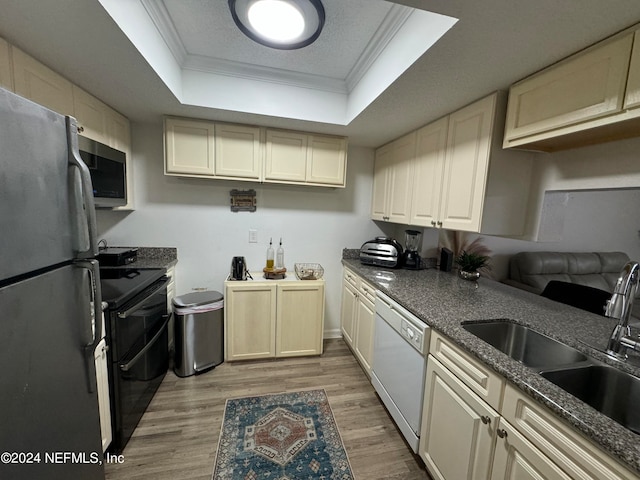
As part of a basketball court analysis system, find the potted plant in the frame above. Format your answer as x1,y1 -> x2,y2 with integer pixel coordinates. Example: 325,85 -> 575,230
455,250 -> 490,281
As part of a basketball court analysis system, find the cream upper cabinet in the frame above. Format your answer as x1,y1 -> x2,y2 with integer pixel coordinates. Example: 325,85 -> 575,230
372,93 -> 531,235
306,135 -> 347,186
371,132 -> 415,224
438,94 -> 495,232
276,282 -> 325,357
0,37 -> 13,91
265,129 -> 308,182
214,123 -> 262,180
503,29 -> 640,151
624,30 -> 640,109
73,85 -> 109,145
164,117 -> 215,176
12,46 -> 73,115
264,129 -> 347,186
409,117 -> 448,227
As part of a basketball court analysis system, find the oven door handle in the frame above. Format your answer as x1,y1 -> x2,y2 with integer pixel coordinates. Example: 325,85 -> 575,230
119,314 -> 171,372
117,277 -> 170,318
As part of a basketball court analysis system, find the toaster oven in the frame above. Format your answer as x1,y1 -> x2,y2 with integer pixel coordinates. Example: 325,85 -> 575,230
359,237 -> 403,268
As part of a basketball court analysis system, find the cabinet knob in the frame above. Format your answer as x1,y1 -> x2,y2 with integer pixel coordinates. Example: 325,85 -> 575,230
78,126 -> 84,133
480,415 -> 491,425
431,221 -> 436,226
496,428 -> 508,439
437,221 -> 443,227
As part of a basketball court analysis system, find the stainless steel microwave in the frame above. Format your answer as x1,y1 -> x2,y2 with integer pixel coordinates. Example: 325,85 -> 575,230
78,135 -> 127,208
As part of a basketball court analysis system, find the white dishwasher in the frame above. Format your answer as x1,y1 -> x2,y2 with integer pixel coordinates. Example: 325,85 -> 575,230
371,291 -> 430,453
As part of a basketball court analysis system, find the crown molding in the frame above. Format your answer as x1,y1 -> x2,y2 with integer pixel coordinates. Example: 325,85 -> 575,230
345,4 -> 413,92
140,0 -> 187,65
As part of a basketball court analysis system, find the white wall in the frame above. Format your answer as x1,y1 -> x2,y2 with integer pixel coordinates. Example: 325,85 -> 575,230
96,122 -> 385,337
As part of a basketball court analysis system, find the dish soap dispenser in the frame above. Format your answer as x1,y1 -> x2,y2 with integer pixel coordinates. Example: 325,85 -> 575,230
276,238 -> 285,269
266,238 -> 274,269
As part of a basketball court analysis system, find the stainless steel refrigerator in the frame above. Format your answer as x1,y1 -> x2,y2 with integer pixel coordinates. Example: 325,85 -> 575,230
0,88 -> 105,480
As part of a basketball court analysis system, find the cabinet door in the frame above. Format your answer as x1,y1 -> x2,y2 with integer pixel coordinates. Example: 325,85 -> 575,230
504,33 -> 633,144
387,132 -> 416,224
0,37 -> 13,91
164,118 -> 215,176
624,30 -> 640,109
94,337 -> 112,453
439,94 -> 494,232
276,282 -> 325,357
354,296 -> 375,375
419,356 -> 498,480
72,86 -> 110,145
491,419 -> 572,480
340,280 -> 357,347
224,283 -> 276,361
371,143 -> 392,221
306,135 -> 347,186
12,46 -> 74,114
215,123 -> 262,180
410,117 -> 448,227
264,129 -> 308,182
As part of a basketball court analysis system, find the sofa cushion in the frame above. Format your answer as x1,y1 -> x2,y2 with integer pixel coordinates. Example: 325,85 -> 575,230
508,251 -> 630,294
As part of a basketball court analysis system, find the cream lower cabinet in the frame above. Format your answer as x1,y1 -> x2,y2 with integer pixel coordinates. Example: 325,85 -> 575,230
421,356 -> 498,480
420,332 -> 640,480
224,276 -> 324,361
94,337 -> 112,453
340,268 -> 376,375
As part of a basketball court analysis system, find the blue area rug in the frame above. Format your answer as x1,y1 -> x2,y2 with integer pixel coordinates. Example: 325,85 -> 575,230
212,389 -> 355,480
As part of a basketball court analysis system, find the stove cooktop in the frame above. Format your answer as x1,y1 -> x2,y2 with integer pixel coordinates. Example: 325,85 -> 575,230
100,267 -> 166,309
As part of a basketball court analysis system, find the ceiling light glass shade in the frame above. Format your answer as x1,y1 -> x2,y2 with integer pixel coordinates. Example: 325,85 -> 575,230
229,0 -> 325,50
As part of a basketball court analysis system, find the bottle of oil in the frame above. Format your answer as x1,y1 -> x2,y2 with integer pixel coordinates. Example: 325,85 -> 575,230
266,238 -> 274,269
276,238 -> 285,269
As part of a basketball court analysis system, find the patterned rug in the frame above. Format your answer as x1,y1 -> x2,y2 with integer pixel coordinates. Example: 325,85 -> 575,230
212,389 -> 355,480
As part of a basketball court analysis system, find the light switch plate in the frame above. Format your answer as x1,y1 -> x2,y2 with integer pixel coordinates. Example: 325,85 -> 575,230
249,229 -> 258,243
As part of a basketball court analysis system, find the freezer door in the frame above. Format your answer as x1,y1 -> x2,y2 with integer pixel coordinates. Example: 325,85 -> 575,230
0,89 -> 96,282
0,264 -> 104,480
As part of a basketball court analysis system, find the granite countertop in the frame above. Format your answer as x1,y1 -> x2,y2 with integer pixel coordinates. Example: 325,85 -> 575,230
101,246 -> 178,269
341,257 -> 640,475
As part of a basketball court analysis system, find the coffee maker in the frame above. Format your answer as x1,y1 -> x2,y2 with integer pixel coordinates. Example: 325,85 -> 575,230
401,229 -> 422,269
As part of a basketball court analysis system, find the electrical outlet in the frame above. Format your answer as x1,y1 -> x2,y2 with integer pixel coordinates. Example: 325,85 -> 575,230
249,229 -> 258,243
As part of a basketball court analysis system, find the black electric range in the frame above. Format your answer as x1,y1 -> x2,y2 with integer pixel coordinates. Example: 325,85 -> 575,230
100,267 -> 166,309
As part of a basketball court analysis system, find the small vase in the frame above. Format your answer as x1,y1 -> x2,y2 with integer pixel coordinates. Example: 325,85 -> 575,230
458,269 -> 480,281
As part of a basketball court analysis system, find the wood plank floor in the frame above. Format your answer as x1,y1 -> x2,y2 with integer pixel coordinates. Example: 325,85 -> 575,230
105,338 -> 432,480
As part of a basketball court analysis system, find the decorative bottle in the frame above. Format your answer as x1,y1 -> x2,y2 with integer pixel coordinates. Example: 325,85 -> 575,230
276,238 -> 285,269
266,238 -> 274,269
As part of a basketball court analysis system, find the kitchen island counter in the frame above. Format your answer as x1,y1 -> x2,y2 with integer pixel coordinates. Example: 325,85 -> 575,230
341,258 -> 640,475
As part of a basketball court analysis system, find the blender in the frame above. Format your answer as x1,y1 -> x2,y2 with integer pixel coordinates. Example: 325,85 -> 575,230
401,229 -> 422,269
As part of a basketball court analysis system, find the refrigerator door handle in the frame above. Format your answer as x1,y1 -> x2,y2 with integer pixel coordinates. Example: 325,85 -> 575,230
75,259 -> 102,393
66,116 -> 98,259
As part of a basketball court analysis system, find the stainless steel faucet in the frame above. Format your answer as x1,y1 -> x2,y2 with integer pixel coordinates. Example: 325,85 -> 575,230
605,261 -> 640,359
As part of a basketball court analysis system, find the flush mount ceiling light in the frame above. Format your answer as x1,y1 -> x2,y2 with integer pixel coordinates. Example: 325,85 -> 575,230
229,0 -> 325,50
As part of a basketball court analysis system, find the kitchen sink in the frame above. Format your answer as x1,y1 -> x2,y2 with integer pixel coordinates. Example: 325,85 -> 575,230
541,365 -> 640,434
462,320 -> 588,369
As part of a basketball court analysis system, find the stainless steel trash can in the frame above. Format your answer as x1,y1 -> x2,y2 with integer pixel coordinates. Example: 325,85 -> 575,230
173,291 -> 224,377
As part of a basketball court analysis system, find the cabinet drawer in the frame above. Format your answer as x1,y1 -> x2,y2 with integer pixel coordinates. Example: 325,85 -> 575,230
359,280 -> 376,305
429,331 -> 504,411
502,384 -> 638,480
343,268 -> 360,289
